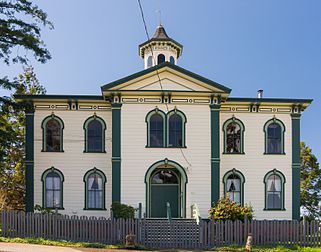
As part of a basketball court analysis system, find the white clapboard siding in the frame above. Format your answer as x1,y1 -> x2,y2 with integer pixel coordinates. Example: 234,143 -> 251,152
34,110 -> 112,217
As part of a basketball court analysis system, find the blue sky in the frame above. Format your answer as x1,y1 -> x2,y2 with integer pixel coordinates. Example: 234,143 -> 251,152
1,0 -> 320,158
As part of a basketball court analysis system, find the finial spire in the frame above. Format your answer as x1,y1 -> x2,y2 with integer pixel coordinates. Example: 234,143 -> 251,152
156,9 -> 162,25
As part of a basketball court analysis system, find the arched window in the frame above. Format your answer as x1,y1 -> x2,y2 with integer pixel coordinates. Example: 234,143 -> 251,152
264,118 -> 285,154
223,117 -> 245,154
84,168 -> 106,210
41,115 -> 64,152
223,169 -> 245,205
157,54 -> 165,64
167,110 -> 187,148
146,109 -> 166,147
83,116 -> 106,152
147,56 -> 153,68
169,56 -> 175,64
264,169 -> 286,210
41,167 -> 64,209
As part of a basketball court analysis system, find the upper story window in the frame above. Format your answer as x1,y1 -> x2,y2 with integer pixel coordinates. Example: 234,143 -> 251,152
264,169 -> 286,210
146,109 -> 166,147
169,56 -> 175,64
41,167 -> 64,209
83,116 -> 106,153
157,54 -> 165,64
264,118 -> 285,154
223,117 -> 245,154
223,169 -> 245,206
42,115 -> 64,152
147,56 -> 153,68
167,110 -> 186,148
84,168 -> 106,210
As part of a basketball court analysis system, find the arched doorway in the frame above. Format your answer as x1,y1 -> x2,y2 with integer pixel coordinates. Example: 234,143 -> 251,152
145,159 -> 188,218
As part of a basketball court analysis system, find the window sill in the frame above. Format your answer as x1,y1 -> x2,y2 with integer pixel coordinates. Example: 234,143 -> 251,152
83,208 -> 107,211
145,146 -> 187,149
41,150 -> 64,153
223,152 -> 245,155
263,153 -> 286,155
83,151 -> 106,153
263,208 -> 286,211
43,207 -> 65,210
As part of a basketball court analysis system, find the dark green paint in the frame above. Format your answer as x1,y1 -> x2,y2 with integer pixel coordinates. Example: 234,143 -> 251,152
83,168 -> 107,210
112,103 -> 122,203
222,117 -> 245,154
210,104 -> 221,205
151,185 -> 179,218
222,169 -> 246,206
83,115 -> 107,153
25,104 -> 34,212
291,113 -> 301,220
263,118 -> 286,155
263,169 -> 286,211
41,115 -> 64,152
41,167 -> 65,210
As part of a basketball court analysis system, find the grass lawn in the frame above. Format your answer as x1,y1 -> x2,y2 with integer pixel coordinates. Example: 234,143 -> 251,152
0,236 -> 124,249
1,237 -> 321,251
212,245 -> 321,251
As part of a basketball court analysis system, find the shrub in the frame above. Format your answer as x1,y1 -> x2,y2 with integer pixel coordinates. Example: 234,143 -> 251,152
111,202 -> 135,219
208,197 -> 253,221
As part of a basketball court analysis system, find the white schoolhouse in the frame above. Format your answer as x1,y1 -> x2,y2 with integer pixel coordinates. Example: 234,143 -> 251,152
17,25 -> 312,220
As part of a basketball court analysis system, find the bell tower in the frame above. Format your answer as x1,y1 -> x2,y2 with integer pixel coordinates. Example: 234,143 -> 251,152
139,24 -> 183,69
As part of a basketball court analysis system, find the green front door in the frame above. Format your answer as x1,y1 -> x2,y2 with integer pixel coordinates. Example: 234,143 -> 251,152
150,170 -> 180,218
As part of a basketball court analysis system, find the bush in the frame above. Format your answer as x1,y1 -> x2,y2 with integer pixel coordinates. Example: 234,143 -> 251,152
111,202 -> 135,219
208,197 -> 253,221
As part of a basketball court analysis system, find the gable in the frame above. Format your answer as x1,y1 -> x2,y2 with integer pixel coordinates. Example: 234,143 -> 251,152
101,62 -> 231,94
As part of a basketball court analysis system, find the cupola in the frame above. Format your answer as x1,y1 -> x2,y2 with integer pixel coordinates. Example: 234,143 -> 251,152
139,24 -> 183,69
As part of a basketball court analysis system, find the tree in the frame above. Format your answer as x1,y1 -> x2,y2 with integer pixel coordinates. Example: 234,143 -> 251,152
0,67 -> 46,210
0,0 -> 52,105
300,141 -> 321,218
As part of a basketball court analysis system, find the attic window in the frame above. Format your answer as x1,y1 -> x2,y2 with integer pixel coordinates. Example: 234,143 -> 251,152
157,54 -> 165,64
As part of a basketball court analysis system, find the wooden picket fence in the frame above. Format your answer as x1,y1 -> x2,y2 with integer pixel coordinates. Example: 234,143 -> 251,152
1,211 -> 321,249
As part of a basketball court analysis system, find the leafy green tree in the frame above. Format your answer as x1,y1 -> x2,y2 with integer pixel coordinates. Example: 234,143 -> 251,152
300,141 -> 321,218
0,67 -> 46,210
0,0 -> 52,105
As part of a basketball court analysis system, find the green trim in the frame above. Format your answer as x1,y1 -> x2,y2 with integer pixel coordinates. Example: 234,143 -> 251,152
111,103 -> 122,203
25,104 -> 34,212
144,159 -> 188,218
263,169 -> 286,211
83,168 -> 107,210
166,109 -> 187,148
41,114 -> 65,152
222,169 -> 245,206
83,115 -> 107,153
41,167 -> 65,209
227,97 -> 313,104
222,117 -> 245,154
291,113 -> 301,220
263,118 -> 286,155
210,104 -> 221,205
101,62 -> 231,93
145,108 -> 166,147
14,94 -> 104,101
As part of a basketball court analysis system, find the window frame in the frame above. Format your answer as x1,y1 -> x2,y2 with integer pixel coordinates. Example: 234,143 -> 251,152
222,169 -> 245,206
83,168 -> 107,210
222,117 -> 245,154
146,108 -> 166,148
41,114 -> 64,152
167,109 -> 187,148
264,118 -> 286,155
41,167 -> 64,210
147,56 -> 153,68
157,54 -> 165,64
83,115 -> 106,153
263,169 -> 286,211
